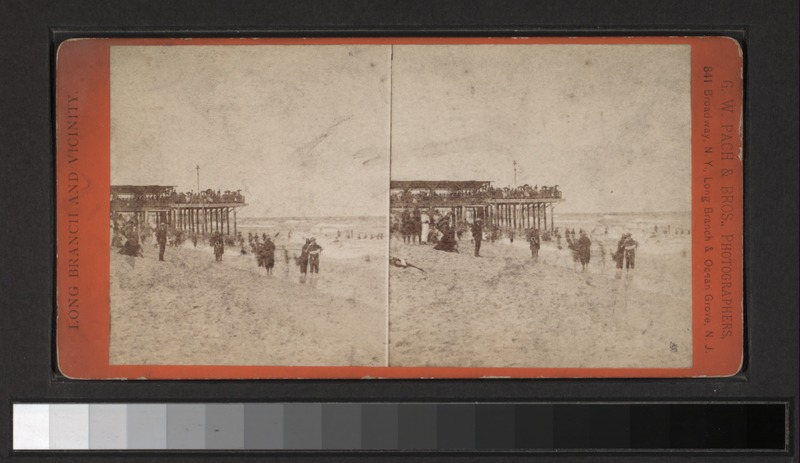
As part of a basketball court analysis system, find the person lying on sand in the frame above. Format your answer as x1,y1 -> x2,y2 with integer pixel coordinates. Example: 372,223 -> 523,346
390,257 -> 424,272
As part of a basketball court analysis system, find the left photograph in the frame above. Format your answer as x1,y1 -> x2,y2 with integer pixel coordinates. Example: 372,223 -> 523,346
107,45 -> 390,366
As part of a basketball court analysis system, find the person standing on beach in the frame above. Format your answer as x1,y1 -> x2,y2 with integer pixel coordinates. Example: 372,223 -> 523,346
529,228 -> 541,258
623,233 -> 639,270
412,207 -> 422,244
255,241 -> 265,268
282,246 -> 290,269
401,208 -> 412,244
577,231 -> 592,272
471,218 -> 483,257
307,238 -> 322,273
263,236 -> 276,274
212,231 -> 225,262
299,239 -> 311,277
598,241 -> 606,268
420,212 -> 430,244
156,223 -> 168,262
613,233 -> 626,278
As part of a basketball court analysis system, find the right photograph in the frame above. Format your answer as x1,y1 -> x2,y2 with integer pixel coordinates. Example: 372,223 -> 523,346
388,44 -> 693,369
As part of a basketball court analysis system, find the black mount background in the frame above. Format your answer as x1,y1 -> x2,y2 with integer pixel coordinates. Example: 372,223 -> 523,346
0,1 -> 797,461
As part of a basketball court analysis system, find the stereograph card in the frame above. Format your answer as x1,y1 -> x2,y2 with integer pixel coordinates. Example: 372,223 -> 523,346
55,37 -> 744,379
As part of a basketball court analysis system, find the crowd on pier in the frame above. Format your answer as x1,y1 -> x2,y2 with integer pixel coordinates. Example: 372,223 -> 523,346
111,188 -> 245,207
390,184 -> 561,205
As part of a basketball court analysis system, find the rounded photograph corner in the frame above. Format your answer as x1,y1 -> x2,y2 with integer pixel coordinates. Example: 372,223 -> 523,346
55,345 -> 91,380
715,36 -> 744,59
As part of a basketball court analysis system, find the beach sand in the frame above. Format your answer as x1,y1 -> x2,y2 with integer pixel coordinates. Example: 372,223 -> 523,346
388,231 -> 692,369
109,214 -> 692,371
109,235 -> 387,367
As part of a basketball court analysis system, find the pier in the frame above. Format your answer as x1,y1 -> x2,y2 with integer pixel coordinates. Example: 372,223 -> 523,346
111,185 -> 246,235
390,180 -> 564,232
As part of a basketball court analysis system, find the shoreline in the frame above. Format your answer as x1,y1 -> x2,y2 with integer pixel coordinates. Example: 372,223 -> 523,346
110,215 -> 691,369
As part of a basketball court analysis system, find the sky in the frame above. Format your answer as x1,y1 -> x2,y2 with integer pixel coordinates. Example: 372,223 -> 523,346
111,45 -> 391,217
111,43 -> 690,216
390,44 -> 691,214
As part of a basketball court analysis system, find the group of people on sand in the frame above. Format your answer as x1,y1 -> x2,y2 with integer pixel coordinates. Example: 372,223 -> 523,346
613,233 -> 639,274
241,232 -> 323,278
113,216 -> 177,259
112,217 -> 146,258
565,230 -> 593,271
426,215 -> 546,260
431,214 -> 459,253
398,207 -> 425,244
297,238 -> 323,277
112,215 -> 328,279
209,231 -> 225,262
337,229 -> 384,240
561,230 -> 639,274
468,218 -> 530,257
392,210 -> 643,276
243,232 -> 277,273
395,207 -> 461,245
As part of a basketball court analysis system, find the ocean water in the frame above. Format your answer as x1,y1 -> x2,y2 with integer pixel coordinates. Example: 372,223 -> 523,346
235,216 -> 387,260
236,213 -> 688,242
237,216 -> 386,238
555,211 -> 691,237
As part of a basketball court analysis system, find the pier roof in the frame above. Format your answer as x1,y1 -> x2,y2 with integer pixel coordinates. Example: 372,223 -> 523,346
111,185 -> 176,195
391,180 -> 491,191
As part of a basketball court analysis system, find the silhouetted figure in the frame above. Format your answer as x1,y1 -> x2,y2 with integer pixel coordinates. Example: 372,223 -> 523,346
529,228 -> 540,258
156,223 -> 168,261
624,233 -> 639,270
307,238 -> 322,273
577,231 -> 591,271
471,219 -> 483,257
299,239 -> 310,276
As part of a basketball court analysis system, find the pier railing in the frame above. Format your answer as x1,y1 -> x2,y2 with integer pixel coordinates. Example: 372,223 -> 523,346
111,199 -> 246,212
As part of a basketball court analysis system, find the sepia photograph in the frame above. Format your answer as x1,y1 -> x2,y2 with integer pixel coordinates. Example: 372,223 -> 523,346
100,41 -> 699,371
108,45 -> 390,366
387,44 -> 693,369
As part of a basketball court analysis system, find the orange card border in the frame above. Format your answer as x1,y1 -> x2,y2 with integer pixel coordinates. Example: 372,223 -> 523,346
55,36 -> 743,379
